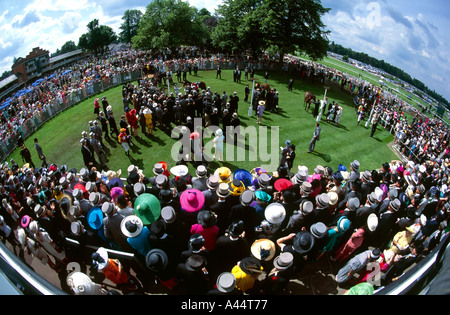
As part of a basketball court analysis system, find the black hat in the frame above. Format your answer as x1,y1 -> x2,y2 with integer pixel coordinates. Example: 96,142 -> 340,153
293,231 -> 315,254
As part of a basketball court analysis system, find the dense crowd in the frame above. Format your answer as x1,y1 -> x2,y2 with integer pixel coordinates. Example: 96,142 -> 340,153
1,48 -> 450,296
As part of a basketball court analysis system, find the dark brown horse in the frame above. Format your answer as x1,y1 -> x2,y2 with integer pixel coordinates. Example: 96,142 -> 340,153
183,80 -> 207,91
304,91 -> 316,111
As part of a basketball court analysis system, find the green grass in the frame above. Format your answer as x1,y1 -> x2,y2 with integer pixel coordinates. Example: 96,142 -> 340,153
8,69 -> 397,177
299,54 -> 446,123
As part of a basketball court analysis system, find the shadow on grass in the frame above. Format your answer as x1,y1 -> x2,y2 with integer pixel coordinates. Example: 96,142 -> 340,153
310,150 -> 332,163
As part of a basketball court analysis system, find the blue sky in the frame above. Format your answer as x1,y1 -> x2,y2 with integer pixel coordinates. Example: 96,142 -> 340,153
1,0 -> 449,101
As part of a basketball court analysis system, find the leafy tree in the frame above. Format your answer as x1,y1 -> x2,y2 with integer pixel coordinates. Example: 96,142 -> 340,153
212,0 -> 330,61
211,0 -> 263,56
132,0 -> 208,52
78,19 -> 117,56
119,9 -> 143,44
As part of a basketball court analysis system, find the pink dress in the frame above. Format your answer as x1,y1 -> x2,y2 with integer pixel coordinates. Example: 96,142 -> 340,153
333,227 -> 365,262
190,224 -> 220,251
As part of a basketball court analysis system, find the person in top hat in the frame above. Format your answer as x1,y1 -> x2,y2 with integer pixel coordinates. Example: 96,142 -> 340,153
261,252 -> 296,295
307,123 -> 321,153
149,219 -> 181,262
101,202 -> 133,252
66,271 -> 109,295
145,248 -> 178,290
210,183 -> 234,234
191,165 -> 208,191
276,230 -> 313,273
207,272 -> 242,295
212,220 -> 250,276
161,206 -> 190,252
202,175 -> 219,209
282,200 -> 314,235
310,193 -> 331,225
229,190 -> 259,243
175,254 -> 211,295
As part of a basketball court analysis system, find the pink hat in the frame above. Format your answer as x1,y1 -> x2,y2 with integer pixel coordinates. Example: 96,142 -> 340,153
111,187 -> 124,202
21,215 -> 31,228
180,189 -> 205,213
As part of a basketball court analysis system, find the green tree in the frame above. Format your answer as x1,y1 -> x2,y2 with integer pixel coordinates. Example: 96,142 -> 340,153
132,0 -> 208,52
211,0 -> 262,56
119,9 -> 143,44
78,19 -> 117,56
212,0 -> 330,61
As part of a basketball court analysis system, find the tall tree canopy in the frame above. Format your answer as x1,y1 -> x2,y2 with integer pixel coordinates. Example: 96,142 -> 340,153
132,0 -> 209,51
78,19 -> 117,56
119,9 -> 143,44
212,0 -> 330,61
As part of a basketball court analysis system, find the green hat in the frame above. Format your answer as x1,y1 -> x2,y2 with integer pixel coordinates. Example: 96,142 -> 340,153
134,193 -> 161,225
344,283 -> 374,295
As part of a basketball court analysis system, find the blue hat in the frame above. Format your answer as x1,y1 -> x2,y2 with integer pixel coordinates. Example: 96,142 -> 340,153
337,216 -> 351,233
233,169 -> 253,187
255,190 -> 271,202
87,207 -> 103,230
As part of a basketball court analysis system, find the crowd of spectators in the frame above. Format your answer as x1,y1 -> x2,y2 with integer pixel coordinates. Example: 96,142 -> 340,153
0,47 -> 449,295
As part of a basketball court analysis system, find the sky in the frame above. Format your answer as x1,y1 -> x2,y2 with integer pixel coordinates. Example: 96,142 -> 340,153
1,0 -> 449,101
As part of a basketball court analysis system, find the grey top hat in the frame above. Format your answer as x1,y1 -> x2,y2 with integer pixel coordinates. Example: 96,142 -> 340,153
71,221 -> 83,236
362,170 -> 372,181
85,181 -> 95,193
300,181 -> 312,195
301,200 -> 314,215
206,175 -> 219,190
155,174 -> 168,187
390,198 -> 401,212
196,165 -> 207,178
72,188 -> 82,200
161,206 -> 176,223
310,222 -> 327,238
89,192 -> 100,205
216,183 -> 231,198
134,182 -> 146,196
294,170 -> 308,183
273,252 -> 294,270
240,190 -> 254,206
348,197 -> 360,211
316,193 -> 330,208
351,160 -> 360,171
153,163 -> 164,175
258,173 -> 270,188
216,272 -> 236,293
34,204 -> 45,218
102,202 -> 115,216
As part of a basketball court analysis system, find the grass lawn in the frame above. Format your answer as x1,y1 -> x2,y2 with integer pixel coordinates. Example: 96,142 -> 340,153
8,69 -> 398,177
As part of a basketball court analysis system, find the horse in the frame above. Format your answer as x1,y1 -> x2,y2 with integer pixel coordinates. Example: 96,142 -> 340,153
255,83 -> 270,91
183,80 -> 207,91
304,91 -> 316,111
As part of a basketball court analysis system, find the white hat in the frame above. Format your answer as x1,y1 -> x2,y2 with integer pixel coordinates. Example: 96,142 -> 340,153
367,213 -> 378,232
120,215 -> 144,238
170,165 -> 189,177
264,203 -> 286,224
